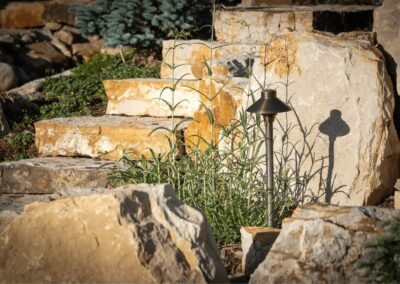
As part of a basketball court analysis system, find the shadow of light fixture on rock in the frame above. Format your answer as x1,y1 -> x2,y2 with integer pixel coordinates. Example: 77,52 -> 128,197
247,89 -> 291,227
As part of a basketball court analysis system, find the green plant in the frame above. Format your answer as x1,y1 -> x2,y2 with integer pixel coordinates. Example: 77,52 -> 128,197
361,215 -> 400,284
39,52 -> 160,119
72,0 -> 212,49
0,51 -> 160,162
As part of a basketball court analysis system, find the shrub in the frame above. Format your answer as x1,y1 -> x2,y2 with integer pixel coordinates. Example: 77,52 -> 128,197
361,215 -> 400,283
71,0 -> 212,49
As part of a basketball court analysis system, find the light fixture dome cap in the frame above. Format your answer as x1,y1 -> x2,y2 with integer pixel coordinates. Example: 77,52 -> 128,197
247,89 -> 291,115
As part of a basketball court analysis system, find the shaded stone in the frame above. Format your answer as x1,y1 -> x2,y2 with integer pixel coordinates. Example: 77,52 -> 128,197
21,41 -> 69,75
72,42 -> 102,62
0,62 -> 17,92
0,184 -> 228,283
0,103 -> 10,138
241,227 -> 280,276
249,204 -> 399,284
54,29 -> 76,46
35,115 -> 188,161
0,2 -> 46,28
44,21 -> 62,31
0,157 -> 118,194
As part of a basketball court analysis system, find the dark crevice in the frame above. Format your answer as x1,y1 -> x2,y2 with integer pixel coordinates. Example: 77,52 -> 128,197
313,10 -> 373,34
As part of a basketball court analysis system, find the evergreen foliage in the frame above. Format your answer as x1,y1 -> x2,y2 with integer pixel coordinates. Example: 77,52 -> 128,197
71,0 -> 212,48
361,214 -> 400,283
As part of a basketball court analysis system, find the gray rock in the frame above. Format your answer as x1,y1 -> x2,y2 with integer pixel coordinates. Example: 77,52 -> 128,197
0,157 -> 119,194
0,103 -> 10,137
249,204 -> 400,284
0,63 -> 17,92
44,22 -> 63,31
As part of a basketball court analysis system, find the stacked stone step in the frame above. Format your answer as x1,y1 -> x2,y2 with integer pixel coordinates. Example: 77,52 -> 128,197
1,0 -> 399,208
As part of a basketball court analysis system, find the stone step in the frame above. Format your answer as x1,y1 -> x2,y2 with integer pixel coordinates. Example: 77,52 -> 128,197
214,5 -> 374,43
34,115 -> 188,161
104,78 -> 202,117
0,157 -> 117,194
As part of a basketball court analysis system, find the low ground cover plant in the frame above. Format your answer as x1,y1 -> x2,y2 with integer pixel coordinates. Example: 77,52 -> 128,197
0,51 -> 160,162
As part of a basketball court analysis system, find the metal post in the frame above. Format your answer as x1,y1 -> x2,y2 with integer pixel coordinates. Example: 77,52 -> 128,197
264,115 -> 275,227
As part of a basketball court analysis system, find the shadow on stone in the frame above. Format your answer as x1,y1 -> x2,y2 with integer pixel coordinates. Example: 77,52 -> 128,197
319,109 -> 350,203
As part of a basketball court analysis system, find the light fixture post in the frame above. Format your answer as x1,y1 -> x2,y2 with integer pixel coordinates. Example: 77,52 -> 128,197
247,89 -> 292,227
264,115 -> 275,227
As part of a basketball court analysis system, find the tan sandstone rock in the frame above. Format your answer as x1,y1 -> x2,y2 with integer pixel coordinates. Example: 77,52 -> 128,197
0,157 -> 118,194
161,40 -> 260,81
249,204 -> 399,284
214,8 -> 313,43
104,78 -> 202,117
0,184 -> 228,283
184,78 -> 248,152
241,227 -> 280,276
35,115 -> 188,160
246,31 -> 399,205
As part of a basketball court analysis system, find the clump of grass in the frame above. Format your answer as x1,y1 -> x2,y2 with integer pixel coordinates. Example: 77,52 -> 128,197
109,108 -> 297,244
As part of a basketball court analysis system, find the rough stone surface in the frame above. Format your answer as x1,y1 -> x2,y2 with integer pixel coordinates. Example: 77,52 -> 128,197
0,2 -> 45,28
22,41 -> 69,74
0,62 -> 17,92
241,227 -> 280,276
214,9 -> 313,43
0,103 -> 10,138
104,79 -> 202,117
35,115 -> 188,160
249,204 -> 400,284
0,184 -> 228,283
395,191 -> 400,209
374,0 -> 400,94
0,157 -> 118,194
184,78 -> 248,152
246,31 -> 399,205
161,40 -> 260,81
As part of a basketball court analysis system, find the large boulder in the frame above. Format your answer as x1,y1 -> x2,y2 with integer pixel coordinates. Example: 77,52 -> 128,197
0,184 -> 228,283
247,31 -> 399,205
250,204 -> 399,284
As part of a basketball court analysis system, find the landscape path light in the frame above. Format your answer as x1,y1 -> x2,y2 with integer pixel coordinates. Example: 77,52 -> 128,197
247,89 -> 292,227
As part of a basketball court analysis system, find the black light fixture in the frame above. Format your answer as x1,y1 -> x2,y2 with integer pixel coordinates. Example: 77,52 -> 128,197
247,89 -> 292,227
